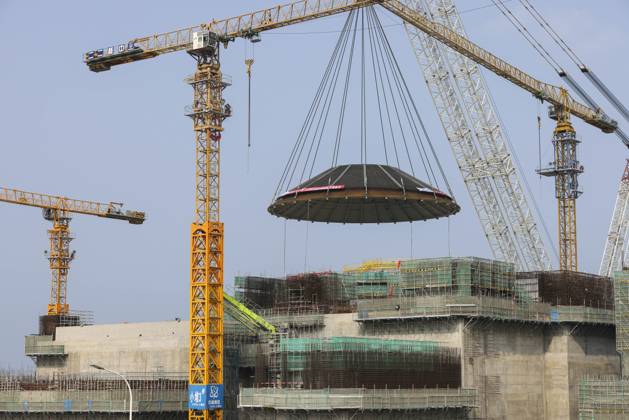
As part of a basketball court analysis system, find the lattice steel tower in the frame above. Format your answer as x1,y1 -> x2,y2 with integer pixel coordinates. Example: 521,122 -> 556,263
537,93 -> 582,271
186,31 -> 230,420
600,160 -> 629,276
401,0 -> 551,271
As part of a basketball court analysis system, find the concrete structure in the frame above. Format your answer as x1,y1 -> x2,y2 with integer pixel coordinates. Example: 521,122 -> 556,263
34,320 -> 189,377
9,312 -> 619,419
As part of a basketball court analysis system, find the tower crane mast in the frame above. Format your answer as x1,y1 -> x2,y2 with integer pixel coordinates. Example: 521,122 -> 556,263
84,1 -> 618,418
0,187 -> 145,316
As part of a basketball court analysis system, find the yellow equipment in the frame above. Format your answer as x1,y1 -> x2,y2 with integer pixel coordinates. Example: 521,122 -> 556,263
0,187 -> 145,316
537,90 -> 582,270
223,292 -> 276,334
83,1 -> 618,417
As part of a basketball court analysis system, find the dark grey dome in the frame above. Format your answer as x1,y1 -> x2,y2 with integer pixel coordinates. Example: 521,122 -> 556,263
268,164 -> 460,223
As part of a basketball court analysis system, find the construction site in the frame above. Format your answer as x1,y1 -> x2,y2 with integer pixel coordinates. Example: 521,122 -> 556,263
2,1 -> 629,419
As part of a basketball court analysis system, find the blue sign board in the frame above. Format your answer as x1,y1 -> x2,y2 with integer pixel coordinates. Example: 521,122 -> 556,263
189,384 -> 224,410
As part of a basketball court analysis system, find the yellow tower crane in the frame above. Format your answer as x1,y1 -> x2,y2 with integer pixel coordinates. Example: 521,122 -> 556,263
537,90 -> 582,271
0,187 -> 145,316
83,1 -> 618,418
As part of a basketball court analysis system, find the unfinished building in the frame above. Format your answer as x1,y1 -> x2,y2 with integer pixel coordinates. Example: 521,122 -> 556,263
0,257 -> 625,419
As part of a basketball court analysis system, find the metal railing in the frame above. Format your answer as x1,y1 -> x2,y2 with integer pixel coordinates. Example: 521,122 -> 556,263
0,399 -> 187,413
239,387 -> 477,411
355,295 -> 615,325
24,335 -> 66,357
355,295 -> 551,323
579,376 -> 629,419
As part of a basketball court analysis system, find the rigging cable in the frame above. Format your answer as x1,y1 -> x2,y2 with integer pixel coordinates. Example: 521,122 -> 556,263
497,0 -> 629,145
368,7 -> 453,195
491,0 -> 563,74
332,11 -> 360,167
275,6 -> 454,205
518,0 -> 629,140
273,11 -> 355,199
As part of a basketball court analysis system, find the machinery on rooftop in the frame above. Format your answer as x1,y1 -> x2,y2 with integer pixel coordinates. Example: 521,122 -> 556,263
84,0 -> 621,418
0,187 -> 145,317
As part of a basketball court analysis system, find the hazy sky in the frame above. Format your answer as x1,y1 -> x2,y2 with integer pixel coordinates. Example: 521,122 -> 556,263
1,1 -> 627,367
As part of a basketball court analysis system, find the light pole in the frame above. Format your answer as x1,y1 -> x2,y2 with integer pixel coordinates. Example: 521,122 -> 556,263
90,364 -> 132,419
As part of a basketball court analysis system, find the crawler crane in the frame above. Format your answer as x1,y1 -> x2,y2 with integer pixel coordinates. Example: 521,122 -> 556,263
0,187 -> 145,316
84,1 -> 619,418
600,160 -> 629,277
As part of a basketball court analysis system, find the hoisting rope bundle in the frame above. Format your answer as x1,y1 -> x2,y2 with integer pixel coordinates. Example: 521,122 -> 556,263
269,6 -> 459,224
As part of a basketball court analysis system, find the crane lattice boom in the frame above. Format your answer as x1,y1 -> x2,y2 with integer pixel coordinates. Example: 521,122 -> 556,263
600,160 -> 629,277
403,0 -> 551,271
0,187 -> 145,223
85,0 -> 616,135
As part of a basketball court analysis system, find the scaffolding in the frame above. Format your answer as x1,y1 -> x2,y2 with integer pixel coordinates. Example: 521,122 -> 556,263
579,376 -> 629,419
519,271 -> 614,308
356,295 -> 551,323
235,259 -> 616,327
24,335 -> 66,359
0,372 -> 187,413
614,271 -> 629,373
236,258 -> 519,310
398,258 -> 518,300
0,348 -> 241,415
239,387 -> 478,411
257,336 -> 461,389
355,295 -> 614,325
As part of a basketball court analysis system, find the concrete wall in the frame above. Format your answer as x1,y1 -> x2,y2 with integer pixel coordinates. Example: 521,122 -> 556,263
566,325 -> 620,419
38,320 -> 188,376
463,321 -> 545,420
460,322 -> 620,420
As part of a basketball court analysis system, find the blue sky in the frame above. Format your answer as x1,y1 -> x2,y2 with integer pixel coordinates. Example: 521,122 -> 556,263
0,1 -> 627,367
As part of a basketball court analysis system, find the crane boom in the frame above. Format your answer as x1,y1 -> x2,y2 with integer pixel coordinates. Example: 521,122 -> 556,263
85,0 -> 375,71
378,0 -> 616,134
600,160 -> 629,277
85,0 -> 617,135
0,187 -> 145,224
